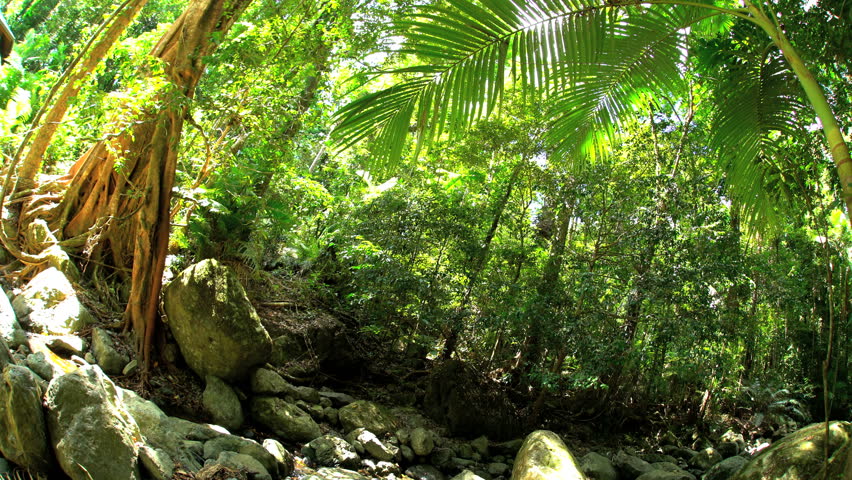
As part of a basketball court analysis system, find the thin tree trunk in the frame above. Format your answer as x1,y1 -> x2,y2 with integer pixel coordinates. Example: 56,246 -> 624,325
441,160 -> 525,359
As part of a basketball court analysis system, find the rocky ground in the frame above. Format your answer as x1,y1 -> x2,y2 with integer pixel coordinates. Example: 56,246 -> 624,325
0,260 -> 850,479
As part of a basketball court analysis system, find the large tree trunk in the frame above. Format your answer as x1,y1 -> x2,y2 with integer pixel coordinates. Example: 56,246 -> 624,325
30,0 -> 253,373
13,0 -> 150,201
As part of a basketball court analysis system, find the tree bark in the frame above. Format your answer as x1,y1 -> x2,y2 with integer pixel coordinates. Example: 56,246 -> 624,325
14,0 -> 150,202
41,0 -> 254,373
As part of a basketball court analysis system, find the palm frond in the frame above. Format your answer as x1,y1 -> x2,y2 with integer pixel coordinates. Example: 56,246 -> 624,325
332,0 -> 725,168
712,52 -> 807,232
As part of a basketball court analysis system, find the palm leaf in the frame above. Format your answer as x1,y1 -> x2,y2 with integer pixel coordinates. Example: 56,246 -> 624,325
712,51 -> 807,231
332,0 -> 727,168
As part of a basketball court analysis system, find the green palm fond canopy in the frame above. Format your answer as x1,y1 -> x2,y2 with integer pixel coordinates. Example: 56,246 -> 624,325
332,0 -> 838,229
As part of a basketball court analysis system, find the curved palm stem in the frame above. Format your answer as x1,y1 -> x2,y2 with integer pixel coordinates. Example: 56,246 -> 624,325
743,1 -> 852,228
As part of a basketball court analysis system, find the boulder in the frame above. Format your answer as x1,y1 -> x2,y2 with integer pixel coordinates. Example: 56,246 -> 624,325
263,439 -> 295,477
26,352 -> 61,381
11,268 -> 95,335
470,435 -> 489,457
411,427 -> 436,456
688,447 -> 723,470
304,435 -> 360,468
487,462 -> 510,476
320,390 -> 357,407
0,288 -> 25,347
162,259 -> 272,381
308,467 -> 369,480
650,462 -> 695,480
354,429 -> 399,461
338,400 -> 397,434
250,367 -> 293,395
636,471 -> 694,480
91,327 -> 129,375
210,451 -> 271,480
703,456 -> 747,480
730,421 -> 852,480
139,446 -> 175,480
424,360 -> 521,440
203,435 -> 278,477
202,376 -> 244,431
406,464 -> 447,480
450,470 -> 486,480
0,365 -> 52,472
45,365 -> 142,480
511,430 -> 585,480
268,311 -> 358,375
250,396 -> 321,442
614,449 -> 655,478
581,451 -> 617,480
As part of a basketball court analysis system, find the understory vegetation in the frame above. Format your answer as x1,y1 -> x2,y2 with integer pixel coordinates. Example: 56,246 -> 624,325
0,0 -> 850,435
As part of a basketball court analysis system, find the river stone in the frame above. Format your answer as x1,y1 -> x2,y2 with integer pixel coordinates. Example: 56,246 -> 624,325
0,287 -> 25,347
91,327 -> 129,375
471,435 -> 489,457
406,464 -> 447,480
730,421 -> 852,480
581,451 -> 617,480
0,365 -> 52,472
355,429 -> 399,461
688,447 -> 723,470
650,462 -> 696,480
339,400 -> 397,434
250,367 -> 294,396
310,467 -> 369,480
45,365 -> 142,480
411,427 -> 435,456
703,456 -> 747,480
450,470 -> 486,480
304,435 -> 360,468
12,267 -> 95,335
636,471 -> 695,480
512,430 -> 585,480
211,451 -> 271,480
26,351 -> 61,381
202,376 -> 244,431
614,449 -> 655,478
139,445 -> 175,480
320,390 -> 357,407
203,435 -> 278,476
250,396 -> 321,442
162,259 -> 272,381
263,439 -> 295,477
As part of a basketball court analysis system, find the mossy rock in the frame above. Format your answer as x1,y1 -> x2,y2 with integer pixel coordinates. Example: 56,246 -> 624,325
163,259 -> 272,382
731,421 -> 852,480
511,430 -> 586,480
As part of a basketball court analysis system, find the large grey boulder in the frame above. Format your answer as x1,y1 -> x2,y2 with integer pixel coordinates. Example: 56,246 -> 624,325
202,376 -> 244,431
250,396 -> 322,442
0,365 -> 52,472
730,421 -> 852,480
0,288 -> 25,347
338,400 -> 398,435
581,451 -> 617,480
11,268 -> 95,335
511,430 -> 586,480
354,428 -> 399,461
209,451 -> 271,480
163,259 -> 272,381
45,365 -> 142,480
